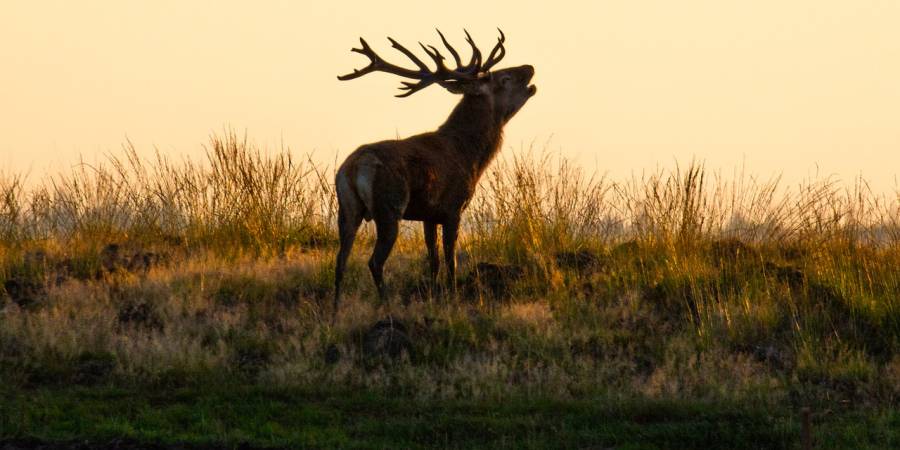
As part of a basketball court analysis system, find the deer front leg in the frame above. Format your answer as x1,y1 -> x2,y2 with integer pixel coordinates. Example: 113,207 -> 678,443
424,221 -> 440,285
441,219 -> 460,291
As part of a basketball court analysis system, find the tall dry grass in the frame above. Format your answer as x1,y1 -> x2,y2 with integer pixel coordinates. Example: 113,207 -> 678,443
1,134 -> 899,407
1,131 -> 335,256
2,133 -> 898,258
468,153 -> 900,256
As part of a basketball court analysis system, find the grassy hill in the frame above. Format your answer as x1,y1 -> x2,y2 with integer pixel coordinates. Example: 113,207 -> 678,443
1,134 -> 898,448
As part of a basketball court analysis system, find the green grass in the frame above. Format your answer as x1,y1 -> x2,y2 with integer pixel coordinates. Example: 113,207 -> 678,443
4,384 -> 875,449
4,385 -> 899,448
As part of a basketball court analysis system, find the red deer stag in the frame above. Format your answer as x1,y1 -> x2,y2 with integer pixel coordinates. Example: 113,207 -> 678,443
334,29 -> 536,311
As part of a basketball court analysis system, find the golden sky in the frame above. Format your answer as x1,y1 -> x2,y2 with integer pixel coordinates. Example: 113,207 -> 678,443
2,1 -> 899,190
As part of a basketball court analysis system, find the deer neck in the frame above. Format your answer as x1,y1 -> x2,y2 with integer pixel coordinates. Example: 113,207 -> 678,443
437,94 -> 504,175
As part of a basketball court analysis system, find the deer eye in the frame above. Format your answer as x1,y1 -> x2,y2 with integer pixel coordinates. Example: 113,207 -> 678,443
499,76 -> 512,87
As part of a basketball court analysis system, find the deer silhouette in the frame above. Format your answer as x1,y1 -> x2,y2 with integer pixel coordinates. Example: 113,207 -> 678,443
334,29 -> 536,312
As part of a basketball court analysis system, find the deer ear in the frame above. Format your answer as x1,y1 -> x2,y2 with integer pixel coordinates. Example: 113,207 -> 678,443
440,80 -> 489,96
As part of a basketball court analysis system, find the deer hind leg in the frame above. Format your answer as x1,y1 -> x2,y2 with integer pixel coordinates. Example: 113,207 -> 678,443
334,171 -> 364,317
369,217 -> 399,302
334,207 -> 362,315
424,221 -> 440,286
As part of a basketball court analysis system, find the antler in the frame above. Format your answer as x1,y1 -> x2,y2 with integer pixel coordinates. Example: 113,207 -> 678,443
481,29 -> 506,72
338,29 -> 507,98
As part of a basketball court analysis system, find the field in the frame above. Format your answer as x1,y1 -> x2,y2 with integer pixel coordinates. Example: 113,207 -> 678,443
1,133 -> 899,449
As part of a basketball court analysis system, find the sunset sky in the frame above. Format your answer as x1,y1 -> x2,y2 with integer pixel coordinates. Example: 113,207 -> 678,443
3,1 -> 899,190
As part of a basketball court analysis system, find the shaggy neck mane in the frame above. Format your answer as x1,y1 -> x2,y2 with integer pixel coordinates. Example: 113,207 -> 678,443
437,94 -> 504,173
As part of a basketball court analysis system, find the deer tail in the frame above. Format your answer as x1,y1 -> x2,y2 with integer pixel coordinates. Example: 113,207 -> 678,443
353,163 -> 377,221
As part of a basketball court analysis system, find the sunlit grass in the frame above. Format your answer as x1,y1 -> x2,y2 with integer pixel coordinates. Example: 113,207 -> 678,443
1,133 -> 899,447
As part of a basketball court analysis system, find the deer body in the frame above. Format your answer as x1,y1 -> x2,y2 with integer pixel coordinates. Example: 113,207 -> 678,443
333,30 -> 536,310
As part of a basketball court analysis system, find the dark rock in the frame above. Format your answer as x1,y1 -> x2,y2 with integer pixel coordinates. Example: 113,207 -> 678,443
363,317 -> 413,363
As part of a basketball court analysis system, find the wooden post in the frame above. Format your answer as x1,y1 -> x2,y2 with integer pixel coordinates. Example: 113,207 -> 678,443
801,407 -> 812,450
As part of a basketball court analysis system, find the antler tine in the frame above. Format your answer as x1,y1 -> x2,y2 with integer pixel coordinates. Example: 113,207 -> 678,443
387,37 -> 432,73
336,38 -> 377,80
481,28 -> 506,72
396,80 -> 432,98
462,29 -> 483,73
436,29 -> 463,69
420,43 -> 445,68
423,43 -> 465,77
396,44 -> 457,98
394,44 -> 447,98
337,37 -> 422,80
